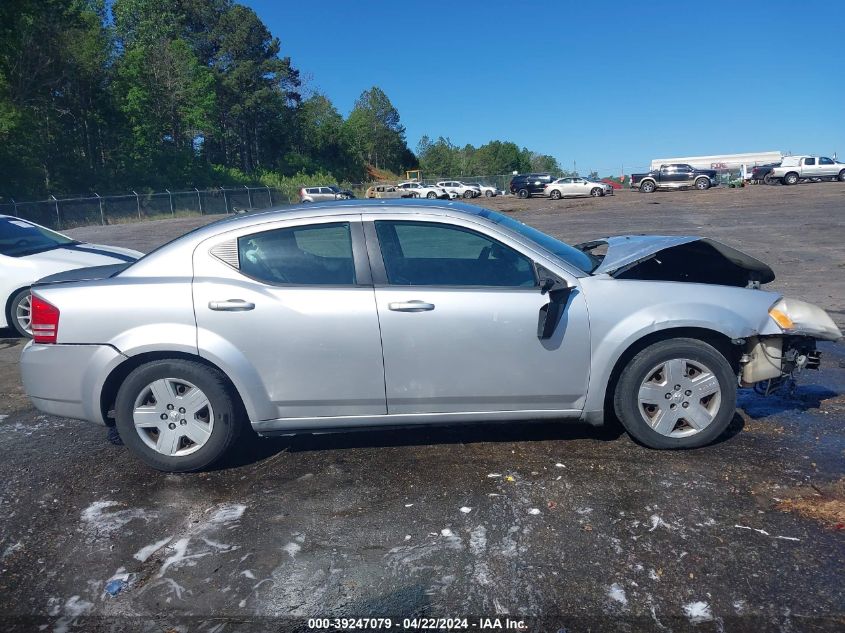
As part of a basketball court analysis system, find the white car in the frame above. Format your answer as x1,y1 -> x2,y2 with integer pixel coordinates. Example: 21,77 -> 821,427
396,181 -> 450,199
435,181 -> 481,199
466,183 -> 501,197
1,215 -> 142,337
544,177 -> 609,199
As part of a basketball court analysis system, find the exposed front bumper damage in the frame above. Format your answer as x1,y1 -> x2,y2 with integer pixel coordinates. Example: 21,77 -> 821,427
740,298 -> 842,387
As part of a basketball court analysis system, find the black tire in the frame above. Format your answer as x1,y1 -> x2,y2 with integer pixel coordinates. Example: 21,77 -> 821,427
590,187 -> 603,197
115,359 -> 243,472
517,188 -> 529,199
484,190 -> 493,197
462,190 -> 473,198
613,338 -> 737,450
426,191 -> 437,199
7,287 -> 32,338
763,173 -> 776,185
550,189 -> 562,200
695,177 -> 711,190
640,180 -> 656,193
838,169 -> 845,182
783,172 -> 799,185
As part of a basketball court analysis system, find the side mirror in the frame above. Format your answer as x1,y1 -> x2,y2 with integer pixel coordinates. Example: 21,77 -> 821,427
537,275 -> 572,339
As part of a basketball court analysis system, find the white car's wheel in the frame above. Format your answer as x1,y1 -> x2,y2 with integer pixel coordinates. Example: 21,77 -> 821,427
484,190 -> 493,197
783,172 -> 799,185
550,190 -> 562,200
590,187 -> 603,197
9,288 -> 33,338
427,191 -> 437,199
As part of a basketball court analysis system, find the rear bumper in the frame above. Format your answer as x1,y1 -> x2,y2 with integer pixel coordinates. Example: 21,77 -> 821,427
20,342 -> 127,425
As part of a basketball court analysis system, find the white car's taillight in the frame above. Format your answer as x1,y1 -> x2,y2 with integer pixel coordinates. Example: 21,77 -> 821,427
31,296 -> 60,344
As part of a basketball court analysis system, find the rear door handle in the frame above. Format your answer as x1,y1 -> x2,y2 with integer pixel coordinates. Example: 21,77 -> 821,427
208,299 -> 255,311
388,300 -> 435,312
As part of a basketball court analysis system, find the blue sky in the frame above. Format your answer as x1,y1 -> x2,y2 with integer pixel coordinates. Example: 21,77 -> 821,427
246,0 -> 844,174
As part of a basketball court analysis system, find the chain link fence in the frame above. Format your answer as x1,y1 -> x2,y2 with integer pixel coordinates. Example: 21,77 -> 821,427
0,186 -> 291,230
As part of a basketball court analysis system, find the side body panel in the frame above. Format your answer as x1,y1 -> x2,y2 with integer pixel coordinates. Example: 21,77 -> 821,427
578,275 -> 780,419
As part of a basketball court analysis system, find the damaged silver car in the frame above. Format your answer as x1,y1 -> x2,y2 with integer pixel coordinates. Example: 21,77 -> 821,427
20,200 -> 841,471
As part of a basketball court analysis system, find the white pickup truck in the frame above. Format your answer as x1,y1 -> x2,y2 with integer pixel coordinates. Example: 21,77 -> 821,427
769,155 -> 845,185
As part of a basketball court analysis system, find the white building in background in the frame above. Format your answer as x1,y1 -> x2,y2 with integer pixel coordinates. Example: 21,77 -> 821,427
649,151 -> 783,172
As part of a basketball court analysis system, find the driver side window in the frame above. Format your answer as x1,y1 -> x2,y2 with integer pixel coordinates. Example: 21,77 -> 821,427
374,221 -> 536,287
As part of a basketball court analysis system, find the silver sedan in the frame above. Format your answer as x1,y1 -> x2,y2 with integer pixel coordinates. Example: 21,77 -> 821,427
20,201 -> 841,471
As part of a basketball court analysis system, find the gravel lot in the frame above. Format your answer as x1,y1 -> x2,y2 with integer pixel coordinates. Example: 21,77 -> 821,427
1,183 -> 843,631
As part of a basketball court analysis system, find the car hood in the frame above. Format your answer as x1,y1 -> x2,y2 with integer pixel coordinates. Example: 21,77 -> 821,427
21,242 -> 141,267
577,235 -> 775,285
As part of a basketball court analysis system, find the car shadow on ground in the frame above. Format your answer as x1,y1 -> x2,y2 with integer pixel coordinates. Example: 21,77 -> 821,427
215,413 -> 747,471
217,418 -> 627,470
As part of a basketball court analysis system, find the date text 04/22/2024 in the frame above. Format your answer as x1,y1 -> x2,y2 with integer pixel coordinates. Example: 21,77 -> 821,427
307,617 -> 529,630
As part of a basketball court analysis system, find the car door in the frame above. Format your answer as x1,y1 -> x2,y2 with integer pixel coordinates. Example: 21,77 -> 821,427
571,178 -> 590,196
556,178 -> 574,196
193,216 -> 387,420
363,214 -> 591,415
818,157 -> 837,177
801,157 -> 817,177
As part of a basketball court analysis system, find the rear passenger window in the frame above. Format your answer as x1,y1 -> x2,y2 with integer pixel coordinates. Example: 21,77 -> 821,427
375,221 -> 536,287
805,158 -> 815,165
238,222 -> 355,285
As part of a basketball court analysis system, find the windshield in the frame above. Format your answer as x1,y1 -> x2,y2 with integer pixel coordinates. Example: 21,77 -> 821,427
0,217 -> 76,257
475,209 -> 598,273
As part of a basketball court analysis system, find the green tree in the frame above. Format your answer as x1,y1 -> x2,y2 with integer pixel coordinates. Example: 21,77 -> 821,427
346,87 -> 414,173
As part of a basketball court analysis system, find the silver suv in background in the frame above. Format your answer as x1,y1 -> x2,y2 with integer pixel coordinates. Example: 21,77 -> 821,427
299,185 -> 355,203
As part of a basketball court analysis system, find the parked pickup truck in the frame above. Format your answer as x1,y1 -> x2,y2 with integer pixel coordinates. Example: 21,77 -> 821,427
631,164 -> 718,193
768,155 -> 845,185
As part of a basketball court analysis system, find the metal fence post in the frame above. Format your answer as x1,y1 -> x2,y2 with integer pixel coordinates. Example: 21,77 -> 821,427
266,186 -> 272,206
50,195 -> 60,229
10,198 -> 17,217
95,193 -> 105,225
244,185 -> 253,210
222,187 -> 229,214
132,190 -> 141,219
166,189 -> 174,216
195,188 -> 203,215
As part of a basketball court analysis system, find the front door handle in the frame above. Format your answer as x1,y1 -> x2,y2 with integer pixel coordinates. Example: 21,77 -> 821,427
388,300 -> 435,312
209,299 -> 255,311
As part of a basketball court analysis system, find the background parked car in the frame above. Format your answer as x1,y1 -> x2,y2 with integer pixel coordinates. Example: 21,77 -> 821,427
299,185 -> 354,203
509,173 -> 554,198
396,181 -> 450,199
544,177 -> 609,199
767,155 -> 845,185
631,164 -> 718,193
435,181 -> 480,198
0,214 -> 141,337
365,185 -> 410,199
466,183 -> 501,197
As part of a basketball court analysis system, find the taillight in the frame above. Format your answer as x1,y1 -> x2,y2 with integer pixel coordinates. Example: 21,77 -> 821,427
31,296 -> 59,344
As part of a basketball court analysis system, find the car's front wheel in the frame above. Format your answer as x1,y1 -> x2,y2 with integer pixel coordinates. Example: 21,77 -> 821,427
485,190 -> 493,197
115,359 -> 243,472
427,191 -> 437,199
613,338 -> 736,449
838,169 -> 845,182
590,187 -> 603,197
8,288 -> 32,338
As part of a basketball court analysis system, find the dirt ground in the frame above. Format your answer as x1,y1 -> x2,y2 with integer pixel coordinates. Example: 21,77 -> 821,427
0,182 -> 843,631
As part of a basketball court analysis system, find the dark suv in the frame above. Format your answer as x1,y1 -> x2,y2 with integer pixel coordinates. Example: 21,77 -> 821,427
509,173 -> 554,198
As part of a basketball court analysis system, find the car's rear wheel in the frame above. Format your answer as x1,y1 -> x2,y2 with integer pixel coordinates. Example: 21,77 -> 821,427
613,338 -> 736,449
590,187 -> 603,197
517,188 -> 529,198
462,190 -> 473,198
838,169 -> 845,182
763,173 -> 777,185
640,180 -> 656,193
783,172 -> 799,185
695,177 -> 711,190
550,189 -> 562,200
426,191 -> 437,199
115,359 -> 243,472
8,288 -> 32,338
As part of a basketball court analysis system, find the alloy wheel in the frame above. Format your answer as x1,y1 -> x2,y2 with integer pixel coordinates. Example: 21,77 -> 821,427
15,293 -> 32,335
132,378 -> 214,456
637,358 -> 722,438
